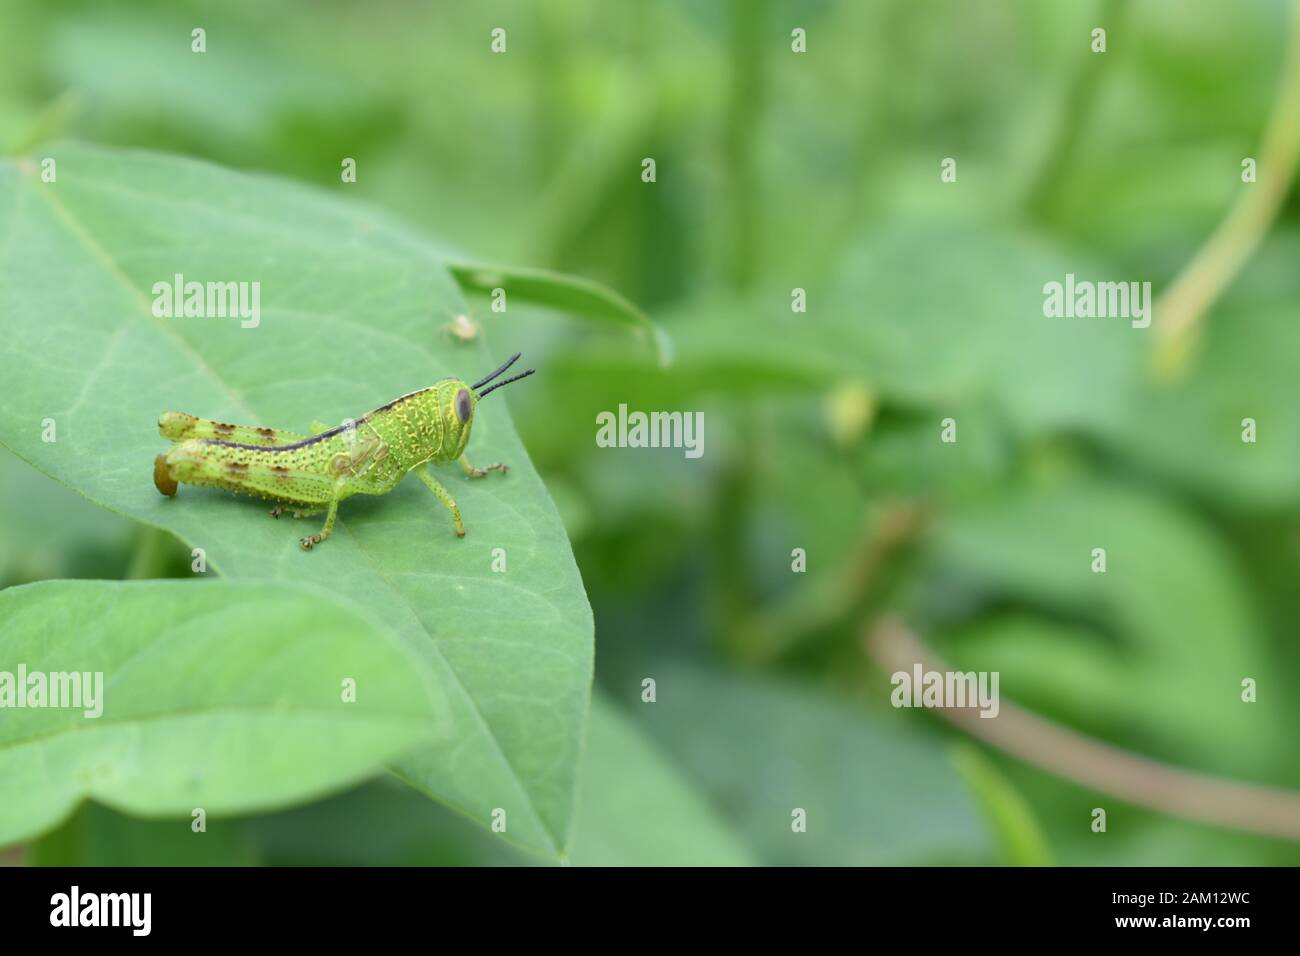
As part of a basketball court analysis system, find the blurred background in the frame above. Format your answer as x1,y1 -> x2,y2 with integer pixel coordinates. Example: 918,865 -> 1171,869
2,0 -> 1299,865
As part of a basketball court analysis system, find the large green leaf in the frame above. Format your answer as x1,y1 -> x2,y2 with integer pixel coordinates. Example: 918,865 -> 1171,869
252,692 -> 754,866
0,579 -> 439,847
27,692 -> 754,866
27,799 -> 260,866
0,446 -> 136,585
630,665 -> 992,865
930,482 -> 1283,775
0,143 -> 593,856
1102,290 -> 1300,510
566,692 -> 753,866
508,220 -> 1147,460
827,223 -> 1145,433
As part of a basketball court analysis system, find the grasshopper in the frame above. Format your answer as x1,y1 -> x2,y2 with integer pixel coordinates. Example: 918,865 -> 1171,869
153,353 -> 535,550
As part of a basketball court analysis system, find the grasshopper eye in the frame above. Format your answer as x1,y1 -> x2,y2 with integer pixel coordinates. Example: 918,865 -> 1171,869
455,388 -> 472,424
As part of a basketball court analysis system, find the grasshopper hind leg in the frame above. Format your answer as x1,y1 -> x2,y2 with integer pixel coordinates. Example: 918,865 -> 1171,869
158,412 -> 306,446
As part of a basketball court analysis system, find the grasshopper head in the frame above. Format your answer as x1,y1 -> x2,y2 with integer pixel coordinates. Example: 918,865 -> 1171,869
444,352 -> 536,458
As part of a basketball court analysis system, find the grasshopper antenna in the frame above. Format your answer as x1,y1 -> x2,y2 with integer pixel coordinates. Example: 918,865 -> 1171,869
476,368 -> 535,398
472,352 -> 522,391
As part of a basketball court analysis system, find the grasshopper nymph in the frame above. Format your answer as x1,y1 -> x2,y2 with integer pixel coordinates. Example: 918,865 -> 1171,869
153,353 -> 536,551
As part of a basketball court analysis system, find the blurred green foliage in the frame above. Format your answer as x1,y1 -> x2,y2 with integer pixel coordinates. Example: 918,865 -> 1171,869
1,0 -> 1298,865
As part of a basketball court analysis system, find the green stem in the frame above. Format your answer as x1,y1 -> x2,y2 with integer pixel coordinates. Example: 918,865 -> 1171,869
1153,0 -> 1300,382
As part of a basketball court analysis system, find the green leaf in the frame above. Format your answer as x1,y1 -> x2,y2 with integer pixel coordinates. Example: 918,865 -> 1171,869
28,801 -> 260,866
0,143 -> 594,857
448,259 -> 673,368
248,692 -> 755,866
828,223 -> 1143,433
516,221 -> 1145,438
931,482 -> 1282,775
0,579 -> 439,847
250,778 -> 536,867
1102,287 -> 1300,510
566,692 -> 754,866
0,446 -> 136,585
632,665 -> 992,865
46,12 -> 377,148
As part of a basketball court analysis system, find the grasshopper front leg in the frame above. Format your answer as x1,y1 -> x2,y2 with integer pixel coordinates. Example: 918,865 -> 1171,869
417,464 -> 466,537
459,453 -> 508,479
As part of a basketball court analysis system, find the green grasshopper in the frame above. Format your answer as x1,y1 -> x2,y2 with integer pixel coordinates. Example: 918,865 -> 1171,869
153,353 -> 535,550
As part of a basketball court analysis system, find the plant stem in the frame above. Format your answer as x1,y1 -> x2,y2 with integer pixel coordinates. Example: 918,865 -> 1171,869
1152,0 -> 1300,382
867,616 -> 1300,842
